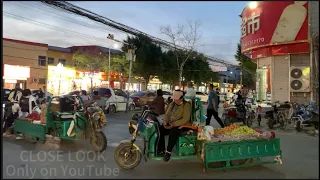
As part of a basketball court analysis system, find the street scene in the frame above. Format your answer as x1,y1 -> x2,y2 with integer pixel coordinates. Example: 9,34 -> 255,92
2,1 -> 319,179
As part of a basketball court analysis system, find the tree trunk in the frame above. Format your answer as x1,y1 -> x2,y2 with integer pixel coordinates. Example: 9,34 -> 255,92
178,68 -> 183,90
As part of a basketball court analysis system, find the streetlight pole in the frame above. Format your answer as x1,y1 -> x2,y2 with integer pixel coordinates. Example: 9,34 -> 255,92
108,48 -> 111,88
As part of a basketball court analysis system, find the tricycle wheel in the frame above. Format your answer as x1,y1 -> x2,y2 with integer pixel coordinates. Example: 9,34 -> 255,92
90,131 -> 107,152
268,118 -> 274,129
114,142 -> 141,170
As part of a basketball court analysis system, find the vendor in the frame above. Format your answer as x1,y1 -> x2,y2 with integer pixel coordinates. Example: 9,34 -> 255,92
157,90 -> 191,162
19,89 -> 38,117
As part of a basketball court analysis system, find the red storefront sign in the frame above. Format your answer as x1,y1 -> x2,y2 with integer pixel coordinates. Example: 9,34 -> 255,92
241,1 -> 310,58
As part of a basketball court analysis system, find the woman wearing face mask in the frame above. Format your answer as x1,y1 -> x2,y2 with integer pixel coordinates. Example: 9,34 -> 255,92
157,90 -> 191,162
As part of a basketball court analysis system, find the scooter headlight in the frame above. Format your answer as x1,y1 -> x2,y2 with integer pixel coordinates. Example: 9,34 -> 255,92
3,103 -> 5,108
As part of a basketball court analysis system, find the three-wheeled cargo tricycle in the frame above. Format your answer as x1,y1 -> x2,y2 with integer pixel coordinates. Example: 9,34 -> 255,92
114,97 -> 282,171
13,95 -> 108,152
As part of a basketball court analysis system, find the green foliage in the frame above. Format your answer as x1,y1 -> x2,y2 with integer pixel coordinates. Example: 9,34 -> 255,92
122,34 -> 163,87
72,51 -> 106,72
234,43 -> 257,89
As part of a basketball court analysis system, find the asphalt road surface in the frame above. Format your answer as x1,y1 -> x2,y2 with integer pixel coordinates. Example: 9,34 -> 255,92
3,107 -> 319,179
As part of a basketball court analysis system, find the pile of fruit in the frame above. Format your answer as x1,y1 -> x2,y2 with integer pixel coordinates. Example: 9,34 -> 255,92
212,125 -> 274,142
214,124 -> 240,136
26,112 -> 41,121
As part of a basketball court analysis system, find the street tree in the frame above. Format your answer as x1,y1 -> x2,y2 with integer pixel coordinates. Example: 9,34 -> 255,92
158,50 -> 179,89
160,20 -> 202,88
183,52 -> 218,86
234,43 -> 257,89
122,34 -> 163,89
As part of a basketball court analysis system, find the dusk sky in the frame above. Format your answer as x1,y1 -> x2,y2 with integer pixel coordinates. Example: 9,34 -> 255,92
3,1 -> 249,64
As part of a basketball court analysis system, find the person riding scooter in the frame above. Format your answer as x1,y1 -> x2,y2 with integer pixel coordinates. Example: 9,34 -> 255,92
157,90 -> 191,162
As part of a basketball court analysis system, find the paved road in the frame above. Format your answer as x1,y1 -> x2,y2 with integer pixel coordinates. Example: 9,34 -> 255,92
3,108 -> 319,179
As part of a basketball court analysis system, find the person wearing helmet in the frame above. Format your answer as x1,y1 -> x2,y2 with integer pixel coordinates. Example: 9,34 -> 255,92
157,90 -> 191,162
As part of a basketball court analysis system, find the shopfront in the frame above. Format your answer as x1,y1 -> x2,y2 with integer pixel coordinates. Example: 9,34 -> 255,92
3,64 -> 30,89
74,71 -> 106,91
241,1 -> 311,103
47,65 -> 76,95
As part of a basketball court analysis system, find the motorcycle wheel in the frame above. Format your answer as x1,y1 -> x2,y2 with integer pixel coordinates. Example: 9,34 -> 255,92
268,118 -> 275,129
114,142 -> 141,170
90,131 -> 107,152
246,114 -> 253,127
224,117 -> 231,127
296,121 -> 303,132
279,114 -> 287,130
257,115 -> 261,126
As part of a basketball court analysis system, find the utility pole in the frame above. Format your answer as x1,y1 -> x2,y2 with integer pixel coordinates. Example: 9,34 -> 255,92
108,48 -> 111,88
107,33 -> 136,112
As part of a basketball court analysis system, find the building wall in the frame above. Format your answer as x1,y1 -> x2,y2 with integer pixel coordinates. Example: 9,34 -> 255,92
47,50 -> 73,66
3,39 -> 48,89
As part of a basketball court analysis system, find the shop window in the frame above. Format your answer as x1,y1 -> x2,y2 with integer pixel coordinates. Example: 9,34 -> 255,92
38,78 -> 46,85
48,57 -> 54,65
59,59 -> 67,65
38,56 -> 47,66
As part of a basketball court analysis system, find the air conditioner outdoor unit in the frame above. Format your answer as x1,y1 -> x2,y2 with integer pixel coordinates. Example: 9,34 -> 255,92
32,78 -> 39,83
290,66 -> 310,92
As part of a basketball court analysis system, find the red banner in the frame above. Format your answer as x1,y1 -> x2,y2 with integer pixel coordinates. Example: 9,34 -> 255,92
241,1 -> 309,53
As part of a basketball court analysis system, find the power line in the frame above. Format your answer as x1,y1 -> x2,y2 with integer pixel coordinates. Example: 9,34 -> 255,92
40,1 -> 237,66
3,12 -> 112,44
7,1 -> 122,35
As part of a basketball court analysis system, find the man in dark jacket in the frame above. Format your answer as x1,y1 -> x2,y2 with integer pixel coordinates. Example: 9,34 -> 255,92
149,89 -> 165,115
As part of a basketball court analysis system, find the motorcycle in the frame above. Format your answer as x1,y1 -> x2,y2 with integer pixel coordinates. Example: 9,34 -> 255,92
266,101 -> 291,130
223,99 -> 252,126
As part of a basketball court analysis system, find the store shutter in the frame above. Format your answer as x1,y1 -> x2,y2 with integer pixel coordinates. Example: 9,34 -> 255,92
272,55 -> 289,103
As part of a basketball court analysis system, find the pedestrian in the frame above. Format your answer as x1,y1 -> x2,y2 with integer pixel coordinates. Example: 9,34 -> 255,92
8,83 -> 23,103
206,84 -> 224,128
215,88 -> 221,108
241,85 -> 249,104
80,90 -> 91,101
185,81 -> 196,99
92,90 -> 101,100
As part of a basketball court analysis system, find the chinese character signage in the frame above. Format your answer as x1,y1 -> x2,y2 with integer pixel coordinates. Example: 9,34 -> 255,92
241,1 -> 309,53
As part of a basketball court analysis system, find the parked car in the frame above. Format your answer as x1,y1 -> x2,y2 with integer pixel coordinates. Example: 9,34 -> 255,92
130,91 -> 157,107
3,89 -> 12,102
64,90 -> 80,96
196,91 -> 208,103
96,88 -> 135,114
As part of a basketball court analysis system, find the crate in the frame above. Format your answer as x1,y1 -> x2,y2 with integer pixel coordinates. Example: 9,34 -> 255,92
204,138 -> 281,170
176,135 -> 197,156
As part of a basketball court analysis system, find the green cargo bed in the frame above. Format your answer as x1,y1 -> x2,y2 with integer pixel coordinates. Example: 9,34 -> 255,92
14,118 -> 47,142
204,138 -> 282,170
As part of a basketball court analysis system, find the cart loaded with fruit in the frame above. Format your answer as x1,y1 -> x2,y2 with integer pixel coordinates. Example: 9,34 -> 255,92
199,124 -> 282,171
